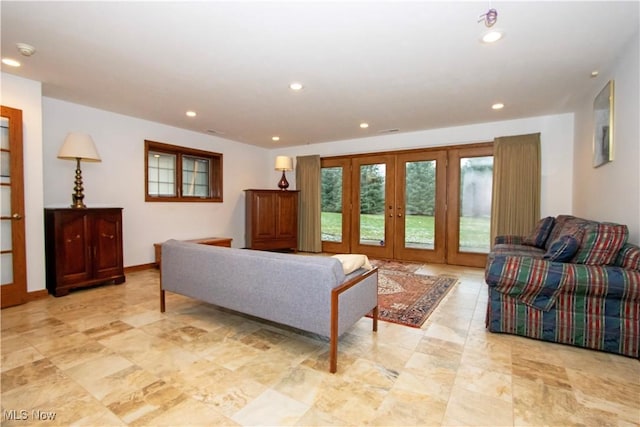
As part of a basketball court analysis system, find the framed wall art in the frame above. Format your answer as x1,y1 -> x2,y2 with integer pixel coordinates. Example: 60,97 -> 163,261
593,80 -> 614,168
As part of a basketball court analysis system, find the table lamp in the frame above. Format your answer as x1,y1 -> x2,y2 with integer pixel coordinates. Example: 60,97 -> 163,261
274,156 -> 293,190
57,132 -> 101,208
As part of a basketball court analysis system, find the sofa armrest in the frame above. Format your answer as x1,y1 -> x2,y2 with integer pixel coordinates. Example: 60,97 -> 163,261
485,255 -> 640,311
494,235 -> 524,245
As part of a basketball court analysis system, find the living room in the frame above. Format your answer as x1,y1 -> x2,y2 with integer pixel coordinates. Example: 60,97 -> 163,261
1,1 -> 639,425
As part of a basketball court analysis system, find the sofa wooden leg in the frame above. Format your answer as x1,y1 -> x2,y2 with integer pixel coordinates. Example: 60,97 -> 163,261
330,288 -> 339,373
329,334 -> 338,374
372,305 -> 378,332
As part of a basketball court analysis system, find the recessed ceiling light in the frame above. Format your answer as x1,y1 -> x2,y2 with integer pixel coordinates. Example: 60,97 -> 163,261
186,111 -> 197,117
492,103 -> 505,110
272,136 -> 280,141
360,123 -> 369,129
481,30 -> 504,43
289,82 -> 303,91
1,58 -> 21,67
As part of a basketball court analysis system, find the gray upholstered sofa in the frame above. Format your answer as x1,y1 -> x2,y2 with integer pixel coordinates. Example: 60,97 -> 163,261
159,239 -> 379,373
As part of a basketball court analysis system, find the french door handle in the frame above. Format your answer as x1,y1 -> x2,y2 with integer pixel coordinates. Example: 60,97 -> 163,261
11,213 -> 22,220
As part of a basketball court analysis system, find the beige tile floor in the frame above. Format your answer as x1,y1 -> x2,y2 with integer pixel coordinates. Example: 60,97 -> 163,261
1,264 -> 639,426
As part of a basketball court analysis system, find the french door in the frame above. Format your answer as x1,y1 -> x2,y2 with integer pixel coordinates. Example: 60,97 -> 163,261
1,106 -> 28,308
349,152 -> 448,262
321,144 -> 492,267
446,145 -> 493,267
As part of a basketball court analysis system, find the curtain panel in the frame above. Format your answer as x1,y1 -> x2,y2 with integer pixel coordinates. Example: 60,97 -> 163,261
490,133 -> 541,246
296,155 -> 322,252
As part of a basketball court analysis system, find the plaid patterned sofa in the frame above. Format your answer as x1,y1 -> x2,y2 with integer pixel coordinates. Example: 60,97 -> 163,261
485,215 -> 640,358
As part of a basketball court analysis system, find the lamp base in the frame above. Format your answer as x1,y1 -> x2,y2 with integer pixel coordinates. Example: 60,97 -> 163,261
70,158 -> 87,208
71,195 -> 86,209
277,170 -> 289,191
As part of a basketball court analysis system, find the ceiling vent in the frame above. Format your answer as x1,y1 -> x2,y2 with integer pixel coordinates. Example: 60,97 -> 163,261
16,43 -> 36,56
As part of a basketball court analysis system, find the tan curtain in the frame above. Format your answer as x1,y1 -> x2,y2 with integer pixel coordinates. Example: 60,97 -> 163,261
296,155 -> 322,252
490,133 -> 541,246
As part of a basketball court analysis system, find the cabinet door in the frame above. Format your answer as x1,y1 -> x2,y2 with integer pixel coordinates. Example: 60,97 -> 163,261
276,192 -> 298,239
56,212 -> 92,284
92,212 -> 123,279
251,192 -> 277,239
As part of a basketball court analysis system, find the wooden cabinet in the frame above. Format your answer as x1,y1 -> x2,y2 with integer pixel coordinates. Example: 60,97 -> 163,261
44,208 -> 125,297
245,189 -> 299,251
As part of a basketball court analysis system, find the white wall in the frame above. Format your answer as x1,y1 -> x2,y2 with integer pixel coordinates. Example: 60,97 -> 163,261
573,31 -> 640,244
0,73 -> 46,292
42,98 -> 268,270
271,113 -> 575,218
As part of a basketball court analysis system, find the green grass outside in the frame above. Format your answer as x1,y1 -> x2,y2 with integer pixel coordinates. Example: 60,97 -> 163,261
321,211 -> 490,252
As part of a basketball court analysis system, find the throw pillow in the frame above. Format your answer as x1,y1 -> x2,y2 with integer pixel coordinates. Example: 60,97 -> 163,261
615,244 -> 640,271
522,216 -> 556,248
572,223 -> 629,265
543,235 -> 580,262
331,254 -> 373,274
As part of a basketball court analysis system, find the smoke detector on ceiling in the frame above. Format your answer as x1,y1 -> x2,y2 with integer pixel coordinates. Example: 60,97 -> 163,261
16,43 -> 36,57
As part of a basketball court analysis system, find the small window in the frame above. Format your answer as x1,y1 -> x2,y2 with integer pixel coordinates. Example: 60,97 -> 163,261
145,140 -> 222,202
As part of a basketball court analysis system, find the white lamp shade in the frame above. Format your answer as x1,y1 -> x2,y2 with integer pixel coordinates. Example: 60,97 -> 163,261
57,132 -> 101,162
274,156 -> 293,171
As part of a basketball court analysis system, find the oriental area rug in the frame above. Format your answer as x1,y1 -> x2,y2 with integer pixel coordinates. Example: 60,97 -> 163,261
368,259 -> 458,328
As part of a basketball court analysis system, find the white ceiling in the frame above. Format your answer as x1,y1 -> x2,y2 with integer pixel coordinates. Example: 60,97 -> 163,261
1,1 -> 638,148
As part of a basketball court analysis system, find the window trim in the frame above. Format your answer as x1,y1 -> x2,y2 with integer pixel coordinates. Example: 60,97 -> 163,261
145,140 -> 223,202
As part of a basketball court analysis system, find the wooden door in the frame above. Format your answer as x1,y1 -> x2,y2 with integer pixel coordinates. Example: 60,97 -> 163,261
446,145 -> 494,267
1,106 -> 27,308
321,158 -> 351,254
56,211 -> 92,285
350,155 -> 395,259
251,191 -> 277,240
394,151 -> 448,263
275,192 -> 298,240
93,210 -> 124,279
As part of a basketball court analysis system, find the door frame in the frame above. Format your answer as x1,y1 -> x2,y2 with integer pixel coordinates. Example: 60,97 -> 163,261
1,105 -> 28,308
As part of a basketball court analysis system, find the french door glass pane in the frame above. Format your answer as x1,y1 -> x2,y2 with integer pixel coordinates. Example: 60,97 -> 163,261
1,117 -> 8,149
405,160 -> 436,249
0,117 -> 12,285
459,156 -> 493,253
359,163 -> 386,246
1,253 -> 12,285
321,167 -> 343,242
